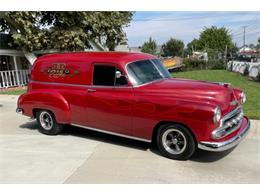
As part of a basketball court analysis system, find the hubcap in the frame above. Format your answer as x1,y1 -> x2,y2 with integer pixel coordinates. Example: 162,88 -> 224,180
39,111 -> 53,130
162,129 -> 187,155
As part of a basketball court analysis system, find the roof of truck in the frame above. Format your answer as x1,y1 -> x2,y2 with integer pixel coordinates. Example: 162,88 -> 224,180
36,52 -> 156,65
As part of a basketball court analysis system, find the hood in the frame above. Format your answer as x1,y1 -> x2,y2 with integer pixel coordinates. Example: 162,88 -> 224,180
137,78 -> 239,114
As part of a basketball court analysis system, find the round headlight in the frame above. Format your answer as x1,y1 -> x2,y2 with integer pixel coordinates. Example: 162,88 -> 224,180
213,106 -> 221,123
241,92 -> 246,104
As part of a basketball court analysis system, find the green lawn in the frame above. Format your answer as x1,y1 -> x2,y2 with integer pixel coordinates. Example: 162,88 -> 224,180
0,89 -> 26,95
173,70 -> 260,119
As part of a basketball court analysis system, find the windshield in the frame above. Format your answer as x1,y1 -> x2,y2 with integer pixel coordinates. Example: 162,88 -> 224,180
126,59 -> 171,86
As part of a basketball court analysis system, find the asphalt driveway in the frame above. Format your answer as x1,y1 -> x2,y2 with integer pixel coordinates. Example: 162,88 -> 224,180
0,95 -> 259,183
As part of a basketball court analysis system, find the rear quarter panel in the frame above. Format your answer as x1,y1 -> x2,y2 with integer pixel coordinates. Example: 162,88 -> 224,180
18,89 -> 71,124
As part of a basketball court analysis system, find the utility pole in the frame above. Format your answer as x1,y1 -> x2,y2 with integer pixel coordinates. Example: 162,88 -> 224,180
242,26 -> 247,49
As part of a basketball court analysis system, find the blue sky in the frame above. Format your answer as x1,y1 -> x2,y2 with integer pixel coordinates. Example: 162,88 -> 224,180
124,12 -> 260,47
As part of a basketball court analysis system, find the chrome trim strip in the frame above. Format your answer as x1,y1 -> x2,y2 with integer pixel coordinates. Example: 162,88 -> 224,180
198,117 -> 250,152
90,85 -> 132,89
71,123 -> 152,143
30,80 -> 133,89
30,80 -> 88,87
221,106 -> 242,125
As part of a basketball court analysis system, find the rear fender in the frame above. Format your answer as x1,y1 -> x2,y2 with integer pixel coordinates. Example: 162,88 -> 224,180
18,90 -> 70,124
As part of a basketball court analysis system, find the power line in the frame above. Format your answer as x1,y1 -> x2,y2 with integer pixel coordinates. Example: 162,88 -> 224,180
232,26 -> 260,40
230,12 -> 260,36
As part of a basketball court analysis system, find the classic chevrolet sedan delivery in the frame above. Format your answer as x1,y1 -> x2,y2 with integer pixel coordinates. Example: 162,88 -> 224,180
17,52 -> 250,160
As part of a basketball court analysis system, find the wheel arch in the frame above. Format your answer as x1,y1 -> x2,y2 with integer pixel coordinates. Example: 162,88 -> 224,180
33,108 -> 55,119
19,90 -> 71,124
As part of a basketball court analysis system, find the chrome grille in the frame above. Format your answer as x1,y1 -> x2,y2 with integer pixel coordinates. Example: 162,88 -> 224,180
222,108 -> 243,133
212,107 -> 244,139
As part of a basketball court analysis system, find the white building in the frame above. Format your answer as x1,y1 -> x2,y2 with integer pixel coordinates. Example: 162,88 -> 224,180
0,34 -> 31,88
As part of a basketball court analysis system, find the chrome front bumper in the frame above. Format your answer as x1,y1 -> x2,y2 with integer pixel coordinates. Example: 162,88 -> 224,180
198,117 -> 250,152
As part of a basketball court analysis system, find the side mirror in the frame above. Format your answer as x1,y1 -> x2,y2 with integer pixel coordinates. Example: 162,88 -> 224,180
115,70 -> 122,79
115,70 -> 128,85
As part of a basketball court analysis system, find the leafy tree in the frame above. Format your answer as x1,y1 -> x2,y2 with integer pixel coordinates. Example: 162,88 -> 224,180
0,11 -> 133,52
140,37 -> 157,55
161,38 -> 184,57
198,26 -> 233,53
185,26 -> 235,59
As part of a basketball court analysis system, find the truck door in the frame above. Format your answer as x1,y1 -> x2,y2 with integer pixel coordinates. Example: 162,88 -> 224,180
85,63 -> 134,136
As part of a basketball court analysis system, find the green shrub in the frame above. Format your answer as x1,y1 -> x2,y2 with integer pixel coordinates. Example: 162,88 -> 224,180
209,60 -> 225,70
183,58 -> 207,70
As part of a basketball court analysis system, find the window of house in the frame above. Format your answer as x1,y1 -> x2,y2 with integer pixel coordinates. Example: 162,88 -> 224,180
0,55 -> 14,71
93,65 -> 128,86
16,56 -> 30,70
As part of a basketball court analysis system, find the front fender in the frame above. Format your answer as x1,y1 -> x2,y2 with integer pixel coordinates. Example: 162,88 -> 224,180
132,95 -> 218,141
18,89 -> 71,124
161,100 -> 219,141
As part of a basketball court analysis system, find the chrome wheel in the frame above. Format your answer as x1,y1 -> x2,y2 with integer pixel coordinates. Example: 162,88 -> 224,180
162,129 -> 187,155
39,111 -> 53,131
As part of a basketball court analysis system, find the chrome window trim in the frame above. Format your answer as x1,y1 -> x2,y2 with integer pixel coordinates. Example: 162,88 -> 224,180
71,123 -> 151,143
125,58 -> 170,88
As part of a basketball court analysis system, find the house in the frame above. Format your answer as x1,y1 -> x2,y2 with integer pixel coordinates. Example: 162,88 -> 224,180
0,33 -> 31,88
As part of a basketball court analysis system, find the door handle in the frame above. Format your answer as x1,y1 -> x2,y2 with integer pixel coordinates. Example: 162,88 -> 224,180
87,89 -> 96,93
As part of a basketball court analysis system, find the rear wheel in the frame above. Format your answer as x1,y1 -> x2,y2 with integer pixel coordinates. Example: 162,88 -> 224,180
156,123 -> 196,160
36,110 -> 63,135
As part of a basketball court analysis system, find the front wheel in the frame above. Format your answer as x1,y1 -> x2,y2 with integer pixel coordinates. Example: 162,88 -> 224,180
36,110 -> 63,135
156,123 -> 196,160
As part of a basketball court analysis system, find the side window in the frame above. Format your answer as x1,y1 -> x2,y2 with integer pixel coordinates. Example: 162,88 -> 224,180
93,65 -> 128,86
93,65 -> 116,86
